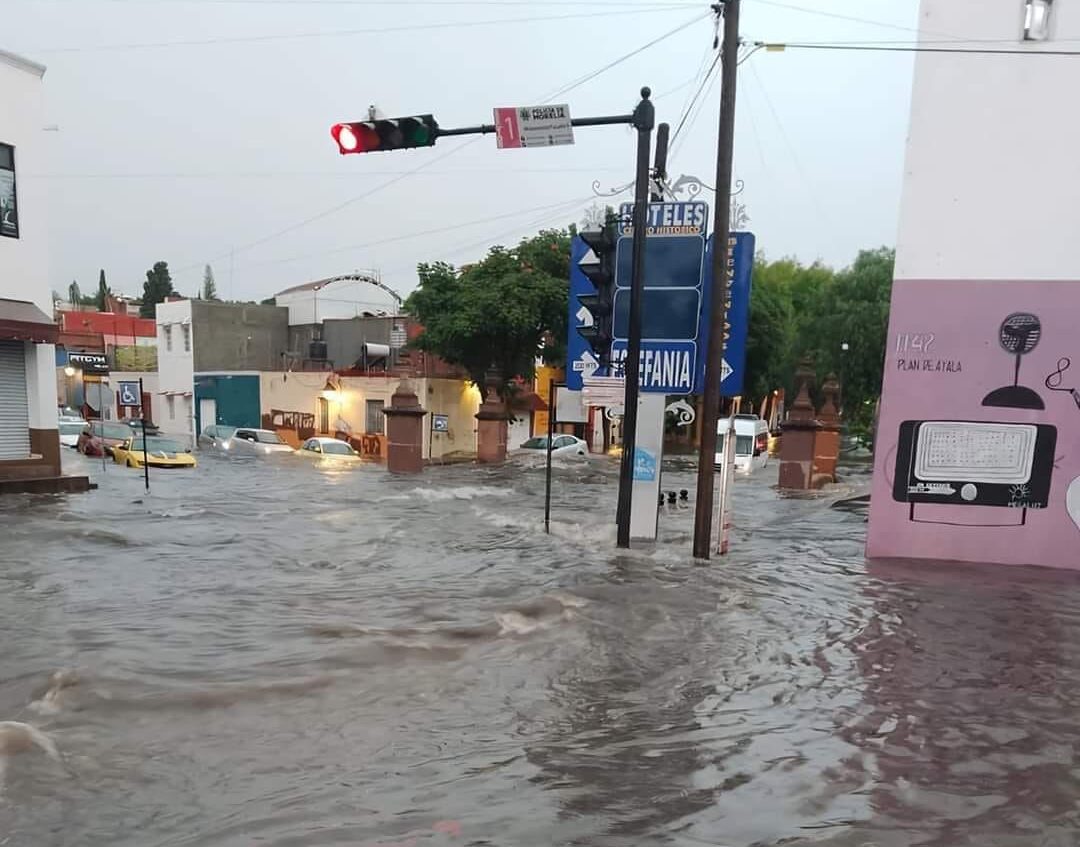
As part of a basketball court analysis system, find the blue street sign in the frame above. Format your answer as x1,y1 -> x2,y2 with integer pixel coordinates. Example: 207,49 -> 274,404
703,231 -> 755,396
565,201 -> 754,396
566,236 -> 600,391
609,200 -> 708,394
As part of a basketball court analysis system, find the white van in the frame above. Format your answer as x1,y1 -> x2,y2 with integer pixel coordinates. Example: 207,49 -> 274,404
715,414 -> 770,473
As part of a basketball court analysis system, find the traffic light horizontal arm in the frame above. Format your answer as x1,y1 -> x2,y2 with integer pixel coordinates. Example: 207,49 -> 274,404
437,113 -> 636,139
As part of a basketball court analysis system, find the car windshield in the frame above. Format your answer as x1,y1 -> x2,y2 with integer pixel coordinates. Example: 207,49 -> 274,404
216,426 -> 236,439
131,437 -> 184,454
521,436 -> 548,449
103,423 -> 133,439
320,441 -> 354,456
60,422 -> 87,435
255,431 -> 283,444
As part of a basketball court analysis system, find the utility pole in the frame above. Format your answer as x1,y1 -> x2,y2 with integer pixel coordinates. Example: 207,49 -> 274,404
693,0 -> 741,559
652,122 -> 670,202
615,88 -> 655,549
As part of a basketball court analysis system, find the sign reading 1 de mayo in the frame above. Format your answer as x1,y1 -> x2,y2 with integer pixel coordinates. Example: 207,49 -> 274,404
494,104 -> 574,149
609,201 -> 709,394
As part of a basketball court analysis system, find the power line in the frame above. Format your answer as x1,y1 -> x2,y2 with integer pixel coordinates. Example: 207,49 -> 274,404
744,0 -> 953,39
171,13 -> 711,281
234,195 -> 604,270
35,8 -> 696,52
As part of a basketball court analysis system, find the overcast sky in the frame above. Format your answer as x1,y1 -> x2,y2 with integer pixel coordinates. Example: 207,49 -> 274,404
6,0 -> 920,310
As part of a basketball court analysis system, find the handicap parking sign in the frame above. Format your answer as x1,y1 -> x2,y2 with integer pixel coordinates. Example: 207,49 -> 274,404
118,381 -> 140,406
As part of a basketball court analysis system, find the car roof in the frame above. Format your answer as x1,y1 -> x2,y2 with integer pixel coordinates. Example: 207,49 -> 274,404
311,437 -> 350,444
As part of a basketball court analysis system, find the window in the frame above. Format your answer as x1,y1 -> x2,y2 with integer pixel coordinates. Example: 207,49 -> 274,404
181,323 -> 191,352
167,395 -> 176,419
0,143 -> 18,239
1024,0 -> 1053,40
366,399 -> 385,435
163,325 -> 173,352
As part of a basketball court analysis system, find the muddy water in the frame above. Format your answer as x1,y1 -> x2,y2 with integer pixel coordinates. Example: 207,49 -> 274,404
2,450 -> 1080,846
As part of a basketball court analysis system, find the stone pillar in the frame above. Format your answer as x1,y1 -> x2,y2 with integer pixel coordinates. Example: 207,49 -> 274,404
778,358 -> 822,490
475,372 -> 508,464
383,379 -> 427,474
813,372 -> 842,486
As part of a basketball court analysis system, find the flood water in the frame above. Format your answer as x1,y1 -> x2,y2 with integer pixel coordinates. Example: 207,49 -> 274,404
3,449 -> 1080,846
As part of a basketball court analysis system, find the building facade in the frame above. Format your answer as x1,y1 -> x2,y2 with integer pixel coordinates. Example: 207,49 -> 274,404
867,0 -> 1080,569
0,49 -> 62,486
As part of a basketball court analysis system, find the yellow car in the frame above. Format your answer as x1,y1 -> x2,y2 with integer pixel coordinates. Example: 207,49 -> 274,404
113,436 -> 197,469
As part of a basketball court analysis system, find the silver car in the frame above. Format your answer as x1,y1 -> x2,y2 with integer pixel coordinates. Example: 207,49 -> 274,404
223,428 -> 295,456
198,424 -> 236,451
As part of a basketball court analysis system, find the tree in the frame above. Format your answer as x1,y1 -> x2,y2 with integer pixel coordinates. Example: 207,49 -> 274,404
202,264 -> 219,301
68,280 -> 82,306
140,261 -> 177,318
95,269 -> 111,312
406,228 -> 572,394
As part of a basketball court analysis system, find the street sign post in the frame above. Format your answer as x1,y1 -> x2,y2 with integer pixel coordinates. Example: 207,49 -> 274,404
703,231 -> 755,396
494,104 -> 574,149
118,381 -> 140,407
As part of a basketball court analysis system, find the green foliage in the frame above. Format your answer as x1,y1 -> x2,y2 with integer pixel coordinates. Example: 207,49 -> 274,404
95,269 -> 111,312
743,248 -> 894,444
406,229 -> 572,392
202,264 -> 219,301
140,261 -> 177,318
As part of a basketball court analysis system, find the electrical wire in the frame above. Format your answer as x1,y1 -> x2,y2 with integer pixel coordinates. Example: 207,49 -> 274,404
170,11 -> 712,283
744,0 -> 954,39
35,8 -> 696,52
668,51 -> 721,152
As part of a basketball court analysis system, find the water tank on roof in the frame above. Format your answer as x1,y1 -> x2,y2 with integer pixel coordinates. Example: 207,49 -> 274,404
309,340 -> 328,361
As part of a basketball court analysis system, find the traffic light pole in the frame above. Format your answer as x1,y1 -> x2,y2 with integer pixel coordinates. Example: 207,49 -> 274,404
693,0 -> 741,559
615,89 -> 656,549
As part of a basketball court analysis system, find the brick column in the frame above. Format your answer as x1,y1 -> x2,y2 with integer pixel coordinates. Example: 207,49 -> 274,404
778,358 -> 822,490
813,372 -> 842,486
475,373 -> 508,464
383,379 -> 427,474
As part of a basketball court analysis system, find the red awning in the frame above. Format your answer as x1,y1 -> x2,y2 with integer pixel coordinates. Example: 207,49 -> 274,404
0,298 -> 58,344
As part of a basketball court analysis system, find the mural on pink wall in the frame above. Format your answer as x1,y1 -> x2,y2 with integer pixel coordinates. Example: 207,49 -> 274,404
867,280 -> 1080,570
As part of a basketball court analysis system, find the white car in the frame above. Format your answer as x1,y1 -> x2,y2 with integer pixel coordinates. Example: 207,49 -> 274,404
518,434 -> 588,458
223,428 -> 295,456
58,416 -> 89,448
297,437 -> 362,462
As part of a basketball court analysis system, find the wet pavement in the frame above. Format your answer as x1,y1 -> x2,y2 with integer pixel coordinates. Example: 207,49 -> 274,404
2,448 -> 1080,846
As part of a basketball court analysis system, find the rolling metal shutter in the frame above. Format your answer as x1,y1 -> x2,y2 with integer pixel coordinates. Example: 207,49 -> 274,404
0,341 -> 31,460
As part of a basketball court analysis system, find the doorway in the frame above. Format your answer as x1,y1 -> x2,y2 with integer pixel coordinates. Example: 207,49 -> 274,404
199,397 -> 217,435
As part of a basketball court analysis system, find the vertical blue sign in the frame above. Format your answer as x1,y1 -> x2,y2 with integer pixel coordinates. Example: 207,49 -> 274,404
702,232 -> 755,396
566,236 -> 601,391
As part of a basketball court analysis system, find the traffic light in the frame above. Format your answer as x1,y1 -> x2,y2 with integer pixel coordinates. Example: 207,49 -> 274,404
330,115 -> 439,155
576,218 -> 619,369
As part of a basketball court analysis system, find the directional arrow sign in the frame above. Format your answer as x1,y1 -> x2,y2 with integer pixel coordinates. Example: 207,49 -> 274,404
576,305 -> 593,327
572,350 -> 599,377
720,358 -> 733,383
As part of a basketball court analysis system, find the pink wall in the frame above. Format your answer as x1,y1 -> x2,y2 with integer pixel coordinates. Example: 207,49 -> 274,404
868,280 -> 1080,569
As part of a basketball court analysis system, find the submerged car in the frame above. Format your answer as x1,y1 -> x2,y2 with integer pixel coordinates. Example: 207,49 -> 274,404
198,424 -> 237,451
297,437 -> 362,462
224,428 -> 295,456
517,434 -> 588,458
76,420 -> 135,457
113,436 -> 197,469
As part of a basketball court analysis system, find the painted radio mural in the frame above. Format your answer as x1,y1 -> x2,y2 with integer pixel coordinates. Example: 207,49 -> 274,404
869,282 -> 1080,569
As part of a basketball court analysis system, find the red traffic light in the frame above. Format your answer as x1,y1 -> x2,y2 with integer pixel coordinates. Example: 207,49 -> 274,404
330,115 -> 439,155
331,122 -> 381,155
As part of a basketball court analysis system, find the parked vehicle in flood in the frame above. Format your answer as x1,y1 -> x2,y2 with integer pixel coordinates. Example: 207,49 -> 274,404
113,436 -> 197,469
517,434 -> 588,458
224,428 -> 295,456
716,414 -> 770,473
76,420 -> 134,457
297,437 -> 362,462
198,425 -> 236,451
58,416 -> 89,448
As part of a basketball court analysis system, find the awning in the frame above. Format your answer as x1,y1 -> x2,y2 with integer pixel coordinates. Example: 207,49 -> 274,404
0,298 -> 58,344
511,391 -> 548,412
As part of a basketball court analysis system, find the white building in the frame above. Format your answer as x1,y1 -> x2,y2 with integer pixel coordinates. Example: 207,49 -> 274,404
155,299 -> 196,444
274,273 -> 403,326
868,0 -> 1080,569
0,48 -> 63,488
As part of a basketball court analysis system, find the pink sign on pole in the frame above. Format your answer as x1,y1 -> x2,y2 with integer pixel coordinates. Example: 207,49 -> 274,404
493,107 -> 521,149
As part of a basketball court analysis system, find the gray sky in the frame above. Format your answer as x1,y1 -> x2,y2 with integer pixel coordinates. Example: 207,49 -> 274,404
6,0 -> 919,309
